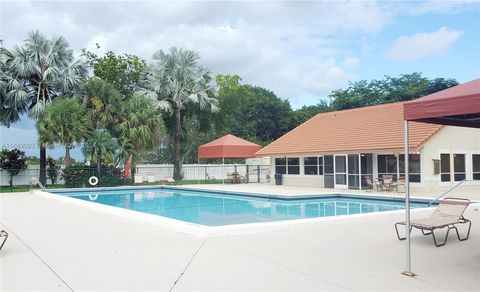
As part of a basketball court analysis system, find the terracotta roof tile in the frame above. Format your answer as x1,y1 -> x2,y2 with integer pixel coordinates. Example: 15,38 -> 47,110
256,102 -> 442,156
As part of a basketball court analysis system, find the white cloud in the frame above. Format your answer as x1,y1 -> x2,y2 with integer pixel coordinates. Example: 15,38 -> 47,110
341,57 -> 360,69
303,58 -> 355,96
386,27 -> 463,61
389,0 -> 478,16
1,1 -> 392,106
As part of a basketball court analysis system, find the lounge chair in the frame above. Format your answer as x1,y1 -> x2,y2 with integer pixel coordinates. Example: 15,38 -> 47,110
395,197 -> 471,247
0,230 -> 8,250
159,177 -> 176,185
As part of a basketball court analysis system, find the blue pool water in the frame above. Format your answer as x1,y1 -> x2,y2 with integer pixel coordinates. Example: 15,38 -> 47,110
52,188 -> 431,226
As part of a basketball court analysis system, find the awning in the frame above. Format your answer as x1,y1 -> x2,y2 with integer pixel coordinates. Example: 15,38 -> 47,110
403,78 -> 480,128
402,78 -> 480,276
198,134 -> 262,159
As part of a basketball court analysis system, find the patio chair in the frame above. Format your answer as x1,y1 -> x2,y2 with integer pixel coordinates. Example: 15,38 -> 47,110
365,176 -> 382,192
206,173 -> 215,181
382,175 -> 394,191
395,197 -> 471,247
238,174 -> 247,184
159,177 -> 176,185
392,176 -> 405,192
0,230 -> 8,251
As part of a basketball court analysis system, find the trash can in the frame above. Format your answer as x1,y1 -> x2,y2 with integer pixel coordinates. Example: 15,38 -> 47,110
274,173 -> 283,185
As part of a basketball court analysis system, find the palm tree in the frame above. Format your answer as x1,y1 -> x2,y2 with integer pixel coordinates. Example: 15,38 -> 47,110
83,130 -> 116,174
1,31 -> 88,183
115,95 -> 164,169
37,98 -> 92,167
0,42 -> 27,126
138,47 -> 219,180
82,78 -> 123,129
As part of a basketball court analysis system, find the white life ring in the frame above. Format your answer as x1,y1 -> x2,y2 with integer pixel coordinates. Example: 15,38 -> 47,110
88,176 -> 99,186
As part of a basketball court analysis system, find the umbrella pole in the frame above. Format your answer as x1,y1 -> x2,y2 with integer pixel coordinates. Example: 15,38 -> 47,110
402,120 -> 415,277
222,157 -> 225,184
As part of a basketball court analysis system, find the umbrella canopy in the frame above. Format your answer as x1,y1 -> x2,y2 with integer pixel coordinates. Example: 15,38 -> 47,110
404,78 -> 480,128
401,78 -> 480,276
198,134 -> 262,159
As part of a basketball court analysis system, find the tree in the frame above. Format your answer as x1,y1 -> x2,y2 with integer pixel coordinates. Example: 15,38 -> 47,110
293,100 -> 331,124
83,130 -> 116,174
139,47 -> 218,180
37,98 -> 92,167
215,74 -> 296,145
82,50 -> 147,98
329,73 -> 459,110
46,157 -> 60,186
0,149 -> 27,190
1,31 -> 88,184
0,42 -> 26,126
114,95 -> 164,168
82,78 -> 123,129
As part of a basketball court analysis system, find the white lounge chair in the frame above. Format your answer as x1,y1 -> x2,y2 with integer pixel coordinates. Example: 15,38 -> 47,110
395,197 -> 471,247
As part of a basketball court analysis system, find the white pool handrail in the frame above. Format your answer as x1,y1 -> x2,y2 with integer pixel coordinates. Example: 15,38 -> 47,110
427,179 -> 469,206
30,177 -> 45,193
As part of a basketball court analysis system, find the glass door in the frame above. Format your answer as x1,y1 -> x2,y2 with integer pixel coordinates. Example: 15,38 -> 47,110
334,155 -> 347,189
348,154 -> 359,189
360,154 -> 373,189
324,155 -> 334,188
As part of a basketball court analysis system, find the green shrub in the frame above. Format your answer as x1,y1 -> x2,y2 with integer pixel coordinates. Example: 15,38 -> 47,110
61,163 -> 127,188
61,164 -> 90,188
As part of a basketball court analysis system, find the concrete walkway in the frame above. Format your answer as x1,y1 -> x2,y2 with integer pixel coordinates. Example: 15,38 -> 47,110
1,188 -> 479,291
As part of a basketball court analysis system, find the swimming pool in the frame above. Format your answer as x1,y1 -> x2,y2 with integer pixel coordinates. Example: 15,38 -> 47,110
50,187 -> 431,226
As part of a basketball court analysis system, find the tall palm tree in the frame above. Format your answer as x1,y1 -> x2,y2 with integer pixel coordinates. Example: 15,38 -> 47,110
0,42 -> 27,126
83,130 -> 116,174
115,95 -> 164,167
138,47 -> 219,180
0,31 -> 88,183
37,98 -> 92,167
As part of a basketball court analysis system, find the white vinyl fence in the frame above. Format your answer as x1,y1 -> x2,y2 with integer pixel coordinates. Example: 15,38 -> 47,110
136,164 -> 271,183
0,165 -> 65,187
1,164 -> 271,186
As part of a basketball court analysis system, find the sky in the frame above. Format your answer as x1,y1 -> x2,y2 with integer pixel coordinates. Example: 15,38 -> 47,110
1,0 -> 479,159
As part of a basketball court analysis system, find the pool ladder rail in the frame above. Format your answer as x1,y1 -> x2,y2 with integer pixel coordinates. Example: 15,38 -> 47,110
29,177 -> 46,193
427,179 -> 469,206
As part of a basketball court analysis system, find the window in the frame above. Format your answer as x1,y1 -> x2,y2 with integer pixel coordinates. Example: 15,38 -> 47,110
275,158 -> 286,174
304,157 -> 318,175
377,155 -> 397,179
399,154 -> 421,183
318,157 -> 324,175
453,154 -> 466,181
440,154 -> 450,182
287,158 -> 300,174
473,154 -> 480,180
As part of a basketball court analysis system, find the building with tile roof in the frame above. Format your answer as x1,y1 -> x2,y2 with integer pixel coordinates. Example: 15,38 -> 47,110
256,102 -> 480,193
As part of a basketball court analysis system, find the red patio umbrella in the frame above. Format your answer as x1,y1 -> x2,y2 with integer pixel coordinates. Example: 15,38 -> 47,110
198,134 -> 262,183
198,134 -> 261,159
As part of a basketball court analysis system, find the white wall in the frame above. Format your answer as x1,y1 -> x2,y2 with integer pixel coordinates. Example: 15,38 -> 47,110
419,126 -> 480,193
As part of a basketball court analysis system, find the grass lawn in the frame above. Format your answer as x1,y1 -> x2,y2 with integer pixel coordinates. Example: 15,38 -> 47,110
0,185 -> 66,193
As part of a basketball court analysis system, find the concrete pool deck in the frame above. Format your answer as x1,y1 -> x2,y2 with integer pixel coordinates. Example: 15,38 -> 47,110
1,185 -> 479,291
